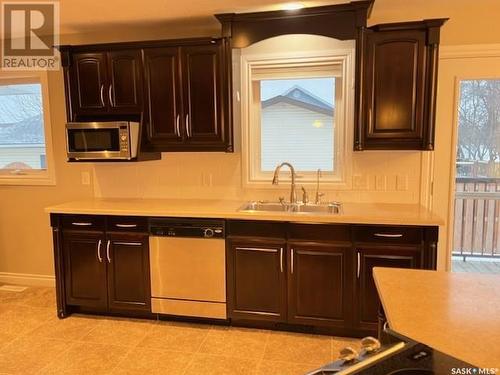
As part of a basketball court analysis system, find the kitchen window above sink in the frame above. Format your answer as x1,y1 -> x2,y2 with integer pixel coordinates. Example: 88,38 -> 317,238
237,35 -> 355,188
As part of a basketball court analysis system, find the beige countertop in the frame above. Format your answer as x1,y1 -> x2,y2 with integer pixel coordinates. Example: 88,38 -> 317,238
374,267 -> 500,368
45,198 -> 443,225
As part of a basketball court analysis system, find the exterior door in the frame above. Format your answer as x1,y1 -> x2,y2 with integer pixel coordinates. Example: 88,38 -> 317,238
433,50 -> 500,272
62,231 -> 107,308
287,242 -> 350,328
107,50 -> 143,113
227,239 -> 287,322
143,47 -> 183,148
106,233 -> 151,312
69,52 -> 108,116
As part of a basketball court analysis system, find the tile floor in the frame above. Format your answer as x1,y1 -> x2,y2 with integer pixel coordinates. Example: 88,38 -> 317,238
0,285 -> 361,375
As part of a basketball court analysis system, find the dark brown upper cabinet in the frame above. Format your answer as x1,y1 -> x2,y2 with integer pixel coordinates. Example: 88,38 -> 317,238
142,40 -> 232,152
65,50 -> 143,119
356,19 -> 447,150
143,47 -> 183,146
60,37 -> 232,153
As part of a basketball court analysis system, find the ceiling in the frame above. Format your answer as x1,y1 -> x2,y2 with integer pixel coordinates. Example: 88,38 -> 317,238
58,0 -> 500,45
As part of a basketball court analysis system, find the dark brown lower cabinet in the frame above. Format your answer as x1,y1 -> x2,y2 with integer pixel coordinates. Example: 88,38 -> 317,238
226,221 -> 438,337
226,239 -> 287,322
55,215 -> 438,337
62,231 -> 107,309
354,245 -> 421,331
60,225 -> 151,315
287,242 -> 350,328
107,233 -> 151,312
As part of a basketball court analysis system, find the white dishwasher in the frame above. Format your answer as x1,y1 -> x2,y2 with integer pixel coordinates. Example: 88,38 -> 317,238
149,218 -> 227,319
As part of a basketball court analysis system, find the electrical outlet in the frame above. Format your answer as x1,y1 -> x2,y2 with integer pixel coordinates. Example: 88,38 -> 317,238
396,175 -> 408,191
81,171 -> 91,185
201,173 -> 213,187
353,175 -> 368,190
375,175 -> 387,191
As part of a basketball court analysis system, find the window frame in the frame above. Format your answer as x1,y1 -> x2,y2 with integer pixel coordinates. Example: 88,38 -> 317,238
0,71 -> 56,186
240,47 -> 354,188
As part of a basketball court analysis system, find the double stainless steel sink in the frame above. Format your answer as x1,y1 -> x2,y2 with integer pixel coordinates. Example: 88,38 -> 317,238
239,201 -> 342,215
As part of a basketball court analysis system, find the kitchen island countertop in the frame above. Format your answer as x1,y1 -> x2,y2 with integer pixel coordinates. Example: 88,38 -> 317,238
45,198 -> 443,226
374,267 -> 500,368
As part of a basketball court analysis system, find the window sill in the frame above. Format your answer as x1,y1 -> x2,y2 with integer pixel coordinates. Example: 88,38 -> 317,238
0,175 -> 56,186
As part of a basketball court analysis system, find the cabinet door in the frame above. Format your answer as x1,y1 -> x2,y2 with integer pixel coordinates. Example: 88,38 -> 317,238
62,231 -> 107,308
106,233 -> 151,312
355,245 -> 421,329
180,42 -> 227,150
361,29 -> 426,149
143,47 -> 183,148
69,52 -> 108,116
227,239 -> 287,322
288,243 -> 350,328
107,50 -> 143,113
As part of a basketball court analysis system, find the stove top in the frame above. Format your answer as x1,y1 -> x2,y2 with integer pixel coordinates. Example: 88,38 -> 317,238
306,333 -> 475,375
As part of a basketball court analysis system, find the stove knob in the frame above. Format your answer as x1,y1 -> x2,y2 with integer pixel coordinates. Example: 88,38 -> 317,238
204,228 -> 214,238
339,347 -> 359,362
361,336 -> 381,353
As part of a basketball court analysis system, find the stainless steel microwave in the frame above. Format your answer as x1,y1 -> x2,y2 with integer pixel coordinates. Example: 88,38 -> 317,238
66,121 -> 139,160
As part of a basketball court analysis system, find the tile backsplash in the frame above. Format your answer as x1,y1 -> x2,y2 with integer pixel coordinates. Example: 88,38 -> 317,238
93,151 -> 426,204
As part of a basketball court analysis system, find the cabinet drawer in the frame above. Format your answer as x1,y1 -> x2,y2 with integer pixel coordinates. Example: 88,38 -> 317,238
353,226 -> 423,245
226,220 -> 286,239
61,215 -> 105,231
107,216 -> 148,233
288,223 -> 351,243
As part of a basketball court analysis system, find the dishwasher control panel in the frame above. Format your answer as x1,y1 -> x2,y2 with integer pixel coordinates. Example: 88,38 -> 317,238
149,218 -> 225,238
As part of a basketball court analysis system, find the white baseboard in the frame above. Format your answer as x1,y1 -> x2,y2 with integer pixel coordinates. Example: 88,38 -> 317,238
0,272 -> 55,287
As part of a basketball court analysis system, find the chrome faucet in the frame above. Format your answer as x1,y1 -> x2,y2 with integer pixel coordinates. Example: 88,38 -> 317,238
272,162 -> 297,204
315,168 -> 324,204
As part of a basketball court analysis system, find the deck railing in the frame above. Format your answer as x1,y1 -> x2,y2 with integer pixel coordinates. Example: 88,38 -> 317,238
453,177 -> 500,258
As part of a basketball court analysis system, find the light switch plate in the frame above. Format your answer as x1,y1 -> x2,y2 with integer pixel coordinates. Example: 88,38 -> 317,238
81,171 -> 91,185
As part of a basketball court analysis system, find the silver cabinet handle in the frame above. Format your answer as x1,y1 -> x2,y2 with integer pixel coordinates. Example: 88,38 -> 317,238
280,248 -> 283,273
115,224 -> 137,228
113,242 -> 142,246
185,114 -> 191,138
99,84 -> 105,106
97,239 -> 103,263
357,251 -> 361,279
235,247 -> 277,253
106,240 -> 111,263
290,248 -> 294,274
374,233 -> 403,238
72,222 -> 92,226
108,84 -> 114,107
176,114 -> 180,137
